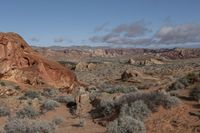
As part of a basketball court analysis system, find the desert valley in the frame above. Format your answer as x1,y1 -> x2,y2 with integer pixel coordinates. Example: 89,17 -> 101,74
0,32 -> 199,133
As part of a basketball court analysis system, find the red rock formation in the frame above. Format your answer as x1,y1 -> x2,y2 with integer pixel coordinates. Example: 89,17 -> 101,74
0,32 -> 78,91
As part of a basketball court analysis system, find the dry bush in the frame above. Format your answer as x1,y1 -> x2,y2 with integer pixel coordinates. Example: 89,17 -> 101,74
0,105 -> 10,117
54,95 -> 75,104
101,85 -> 138,94
3,118 -> 56,133
190,84 -> 200,100
118,91 -> 181,112
20,90 -> 40,100
42,88 -> 59,98
16,106 -> 40,118
107,115 -> 146,133
41,99 -> 60,111
119,100 -> 151,121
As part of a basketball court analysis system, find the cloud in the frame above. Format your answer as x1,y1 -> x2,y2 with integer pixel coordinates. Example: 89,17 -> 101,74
155,23 -> 200,44
90,22 -> 200,46
29,37 -> 40,42
54,37 -> 65,43
112,21 -> 150,37
90,20 -> 151,45
94,22 -> 109,32
90,33 -> 152,45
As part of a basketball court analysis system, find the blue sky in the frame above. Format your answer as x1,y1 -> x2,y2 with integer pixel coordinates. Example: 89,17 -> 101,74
0,0 -> 200,48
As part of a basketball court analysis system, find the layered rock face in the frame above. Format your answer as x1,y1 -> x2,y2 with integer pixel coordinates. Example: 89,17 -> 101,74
0,32 -> 77,90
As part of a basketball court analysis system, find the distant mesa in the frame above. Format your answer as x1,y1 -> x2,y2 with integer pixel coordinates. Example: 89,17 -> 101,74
0,32 -> 78,91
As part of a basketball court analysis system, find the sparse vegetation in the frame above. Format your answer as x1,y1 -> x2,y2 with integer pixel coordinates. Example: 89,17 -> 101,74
189,84 -> 200,100
42,88 -> 59,98
3,118 -> 56,133
168,81 -> 185,91
22,90 -> 40,99
90,98 -> 118,118
0,105 -> 10,117
52,117 -> 64,125
99,99 -> 118,117
101,85 -> 138,94
168,72 -> 200,91
41,99 -> 60,111
119,100 -> 151,121
16,106 -> 40,118
55,95 -> 75,104
107,116 -> 146,133
0,81 -> 6,86
186,72 -> 200,83
118,91 -> 181,112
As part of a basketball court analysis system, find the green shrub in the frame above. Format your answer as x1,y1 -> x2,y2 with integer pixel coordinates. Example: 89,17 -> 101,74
107,116 -> 146,133
16,106 -> 40,118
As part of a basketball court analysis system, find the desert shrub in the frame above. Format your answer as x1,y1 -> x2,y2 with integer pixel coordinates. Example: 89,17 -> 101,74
3,118 -> 56,133
42,88 -> 59,98
118,91 -> 181,112
102,85 -> 138,94
52,117 -> 64,125
0,81 -> 6,86
41,99 -> 60,111
0,106 -> 10,117
4,118 -> 27,133
168,72 -> 200,91
16,106 -> 40,118
22,90 -> 40,99
30,120 -> 56,133
107,116 -> 146,133
14,86 -> 20,91
119,100 -> 151,121
189,85 -> 200,100
89,90 -> 100,101
178,77 -> 190,87
163,96 -> 181,108
186,72 -> 200,83
55,95 -> 75,104
99,99 -> 118,117
91,99 -> 119,118
168,81 -> 185,91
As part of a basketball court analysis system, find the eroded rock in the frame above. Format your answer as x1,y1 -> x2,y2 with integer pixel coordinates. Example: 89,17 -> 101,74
0,32 -> 79,91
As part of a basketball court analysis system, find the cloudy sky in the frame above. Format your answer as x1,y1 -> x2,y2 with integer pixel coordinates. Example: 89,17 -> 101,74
0,0 -> 200,48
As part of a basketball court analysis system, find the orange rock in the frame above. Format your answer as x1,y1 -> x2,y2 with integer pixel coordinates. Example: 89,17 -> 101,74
0,32 -> 81,92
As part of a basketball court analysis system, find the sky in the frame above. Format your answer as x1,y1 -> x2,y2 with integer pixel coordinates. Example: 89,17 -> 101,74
0,0 -> 200,48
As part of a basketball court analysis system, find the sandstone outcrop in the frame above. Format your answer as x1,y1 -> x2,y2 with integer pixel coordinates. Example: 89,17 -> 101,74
0,32 -> 79,91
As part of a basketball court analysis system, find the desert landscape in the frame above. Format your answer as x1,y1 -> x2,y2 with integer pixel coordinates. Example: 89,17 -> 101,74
0,32 -> 199,133
1,1 -> 200,133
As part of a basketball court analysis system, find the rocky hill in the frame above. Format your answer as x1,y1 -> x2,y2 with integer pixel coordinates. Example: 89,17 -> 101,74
0,32 -> 77,90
